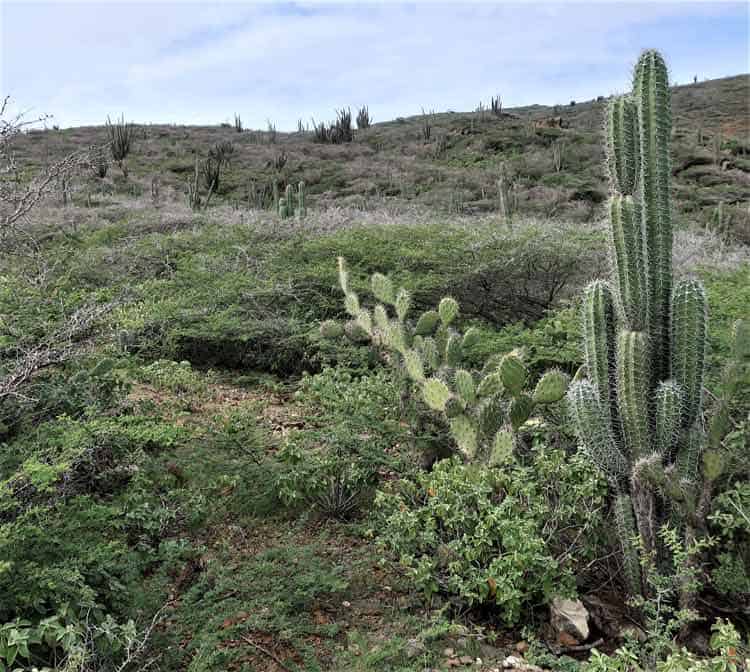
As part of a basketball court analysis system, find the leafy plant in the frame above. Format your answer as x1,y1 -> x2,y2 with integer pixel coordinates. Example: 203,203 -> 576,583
374,451 -> 604,624
583,618 -> 746,672
276,367 -> 407,518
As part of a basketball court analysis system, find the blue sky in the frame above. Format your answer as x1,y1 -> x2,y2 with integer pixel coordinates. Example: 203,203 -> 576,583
1,1 -> 748,129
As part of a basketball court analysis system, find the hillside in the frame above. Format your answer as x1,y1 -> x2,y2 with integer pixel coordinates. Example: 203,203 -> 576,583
14,74 -> 750,241
1,63 -> 749,672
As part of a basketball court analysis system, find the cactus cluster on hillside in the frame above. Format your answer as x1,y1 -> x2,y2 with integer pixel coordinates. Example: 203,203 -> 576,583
278,181 -> 306,219
325,259 -> 570,464
567,50 -> 749,601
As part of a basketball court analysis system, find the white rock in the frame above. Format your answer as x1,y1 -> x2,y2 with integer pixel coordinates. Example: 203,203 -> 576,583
550,597 -> 590,641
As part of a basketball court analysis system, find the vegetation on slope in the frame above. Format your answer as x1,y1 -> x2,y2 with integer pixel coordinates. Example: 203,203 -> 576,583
0,59 -> 748,672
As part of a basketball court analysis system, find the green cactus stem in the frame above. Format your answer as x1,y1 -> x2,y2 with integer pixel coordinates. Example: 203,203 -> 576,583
296,180 -> 306,217
617,330 -> 651,460
613,494 -> 643,595
499,351 -> 527,396
671,279 -> 707,429
605,95 -> 639,196
609,195 -> 648,331
532,369 -> 570,405
654,380 -> 682,458
634,49 -> 673,380
582,280 -> 618,425
567,380 -> 628,485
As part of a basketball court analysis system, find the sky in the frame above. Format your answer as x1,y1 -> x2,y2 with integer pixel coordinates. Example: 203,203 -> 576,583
1,1 -> 748,130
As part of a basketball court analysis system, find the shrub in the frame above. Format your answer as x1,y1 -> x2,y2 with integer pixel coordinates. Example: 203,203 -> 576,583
0,410 -> 191,670
583,618 -> 746,672
708,480 -> 750,597
276,367 -> 409,518
374,448 -> 606,624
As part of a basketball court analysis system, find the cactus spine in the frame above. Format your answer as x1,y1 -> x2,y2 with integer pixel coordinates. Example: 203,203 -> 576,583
568,50 -> 714,599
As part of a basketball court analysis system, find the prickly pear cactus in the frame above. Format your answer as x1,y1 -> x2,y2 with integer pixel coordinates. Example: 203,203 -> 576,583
327,258 -> 569,464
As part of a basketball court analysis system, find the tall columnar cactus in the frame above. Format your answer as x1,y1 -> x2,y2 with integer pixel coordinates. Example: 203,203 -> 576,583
278,182 -> 308,219
329,258 -> 570,465
296,181 -> 307,218
567,50 -> 723,601
634,50 -> 673,383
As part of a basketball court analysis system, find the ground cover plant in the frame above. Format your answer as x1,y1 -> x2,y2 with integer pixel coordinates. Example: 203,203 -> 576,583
0,48 -> 747,672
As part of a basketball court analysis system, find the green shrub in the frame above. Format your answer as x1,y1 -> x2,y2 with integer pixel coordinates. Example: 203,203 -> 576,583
708,481 -> 750,597
0,411 -> 192,668
583,618 -> 746,672
374,448 -> 606,624
137,359 -> 208,396
276,368 -> 409,518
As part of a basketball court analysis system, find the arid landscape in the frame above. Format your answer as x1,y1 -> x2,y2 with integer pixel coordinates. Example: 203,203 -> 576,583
1,12 -> 749,672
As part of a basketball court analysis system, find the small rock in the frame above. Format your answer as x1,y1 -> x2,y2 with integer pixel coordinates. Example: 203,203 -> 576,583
550,597 -> 590,642
443,647 -> 455,657
459,655 -> 473,664
405,638 -> 426,658
479,643 -> 503,659
342,600 -> 351,608
502,656 -> 545,671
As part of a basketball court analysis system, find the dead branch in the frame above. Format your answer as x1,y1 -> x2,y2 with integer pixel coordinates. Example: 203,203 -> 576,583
0,300 -> 117,401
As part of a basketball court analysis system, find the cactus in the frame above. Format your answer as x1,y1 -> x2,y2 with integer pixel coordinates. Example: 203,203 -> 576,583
565,50 -> 734,603
670,279 -> 707,428
634,50 -> 673,381
532,369 -> 570,405
616,330 -> 650,460
296,181 -> 307,218
609,195 -> 647,330
654,380 -> 682,458
605,96 -> 638,196
331,264 -> 569,463
278,182 -> 308,219
582,281 -> 617,423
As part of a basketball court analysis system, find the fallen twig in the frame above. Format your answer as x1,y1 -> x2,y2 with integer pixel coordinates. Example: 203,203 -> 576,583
241,635 -> 293,672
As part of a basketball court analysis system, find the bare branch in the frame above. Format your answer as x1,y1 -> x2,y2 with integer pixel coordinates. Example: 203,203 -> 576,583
0,300 -> 117,401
